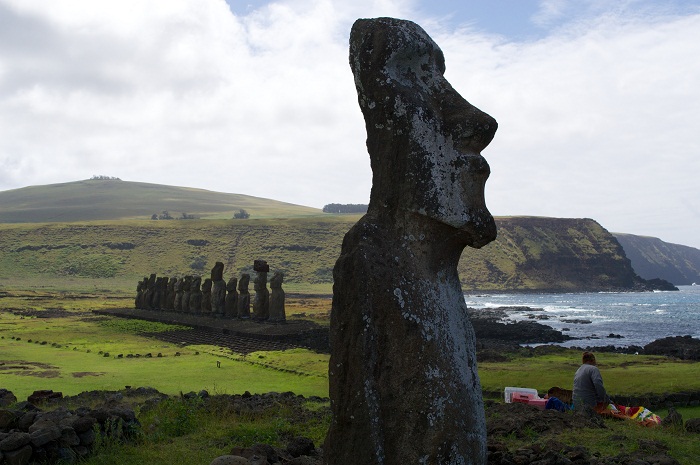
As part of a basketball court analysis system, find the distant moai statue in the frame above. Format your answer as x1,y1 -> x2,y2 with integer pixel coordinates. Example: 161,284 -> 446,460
158,277 -> 169,311
189,276 -> 203,314
237,273 -> 251,319
174,278 -> 184,312
211,262 -> 227,317
135,278 -> 147,309
225,277 -> 238,318
252,260 -> 270,320
166,277 -> 177,311
201,278 -> 213,313
269,272 -> 286,322
144,274 -> 157,310
181,275 -> 193,313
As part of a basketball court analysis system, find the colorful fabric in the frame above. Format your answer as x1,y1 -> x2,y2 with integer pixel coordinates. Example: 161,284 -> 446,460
594,402 -> 661,426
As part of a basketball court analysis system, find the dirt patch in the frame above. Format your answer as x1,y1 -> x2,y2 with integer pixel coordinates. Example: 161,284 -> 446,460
0,360 -> 58,370
0,360 -> 61,378
1,308 -> 73,319
72,371 -> 106,378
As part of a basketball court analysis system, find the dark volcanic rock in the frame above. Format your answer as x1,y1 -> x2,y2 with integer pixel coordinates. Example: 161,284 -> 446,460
326,17 -> 498,465
467,308 -> 569,344
644,335 -> 700,360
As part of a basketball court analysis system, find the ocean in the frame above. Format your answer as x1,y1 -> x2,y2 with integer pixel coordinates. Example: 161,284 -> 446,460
464,285 -> 700,348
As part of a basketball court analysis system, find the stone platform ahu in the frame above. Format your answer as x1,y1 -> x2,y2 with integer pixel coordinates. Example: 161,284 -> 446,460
324,18 -> 498,465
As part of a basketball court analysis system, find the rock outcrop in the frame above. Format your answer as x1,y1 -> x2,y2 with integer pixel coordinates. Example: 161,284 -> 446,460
325,18 -> 498,465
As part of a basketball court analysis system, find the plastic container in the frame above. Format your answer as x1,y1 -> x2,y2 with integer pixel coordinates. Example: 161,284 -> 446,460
504,387 -> 539,403
527,398 -> 548,410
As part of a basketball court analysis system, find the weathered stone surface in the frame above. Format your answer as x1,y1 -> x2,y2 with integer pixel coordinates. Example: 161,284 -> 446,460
238,274 -> 251,318
209,455 -> 250,465
0,409 -> 16,429
211,261 -> 225,281
685,417 -> 700,433
174,277 -> 184,312
28,390 -> 63,405
190,276 -> 203,314
269,272 -> 286,322
3,444 -> 32,465
253,271 -> 270,320
287,436 -> 315,458
212,262 -> 227,316
30,425 -> 61,447
324,17 -> 497,465
644,335 -> 700,360
202,278 -> 213,313
0,389 -> 17,408
182,275 -> 193,313
0,431 -> 31,451
225,277 -> 239,318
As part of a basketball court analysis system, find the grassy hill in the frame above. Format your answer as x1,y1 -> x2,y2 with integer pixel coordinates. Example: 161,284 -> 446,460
614,233 -> 700,285
0,179 -> 322,222
0,214 -> 663,294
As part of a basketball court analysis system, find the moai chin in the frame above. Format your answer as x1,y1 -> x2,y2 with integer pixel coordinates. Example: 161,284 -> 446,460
324,18 -> 498,465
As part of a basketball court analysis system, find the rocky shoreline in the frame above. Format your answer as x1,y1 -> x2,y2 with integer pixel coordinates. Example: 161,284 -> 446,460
467,306 -> 700,361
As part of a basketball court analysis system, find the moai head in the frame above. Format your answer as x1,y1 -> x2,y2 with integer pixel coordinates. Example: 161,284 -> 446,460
226,277 -> 238,292
270,272 -> 284,289
254,272 -> 268,291
238,273 -> 250,292
202,278 -> 212,292
350,17 -> 497,248
211,261 -> 225,281
192,276 -> 201,292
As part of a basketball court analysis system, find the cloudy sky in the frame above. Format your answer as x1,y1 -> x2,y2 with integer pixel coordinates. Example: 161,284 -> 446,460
1,0 -> 699,249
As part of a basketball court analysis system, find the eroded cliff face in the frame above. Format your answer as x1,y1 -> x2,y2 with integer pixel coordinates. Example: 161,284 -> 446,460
458,217 -> 673,292
614,233 -> 700,286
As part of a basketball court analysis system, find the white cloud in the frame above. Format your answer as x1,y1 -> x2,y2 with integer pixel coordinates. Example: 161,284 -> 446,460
0,0 -> 699,249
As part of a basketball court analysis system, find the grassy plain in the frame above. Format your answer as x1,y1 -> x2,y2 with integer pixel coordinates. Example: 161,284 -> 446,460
2,293 -> 700,464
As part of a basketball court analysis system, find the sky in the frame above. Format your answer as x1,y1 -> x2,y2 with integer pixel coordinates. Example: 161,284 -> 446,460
1,0 -> 699,249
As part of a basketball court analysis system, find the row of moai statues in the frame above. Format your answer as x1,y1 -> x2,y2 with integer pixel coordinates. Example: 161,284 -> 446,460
134,260 -> 285,322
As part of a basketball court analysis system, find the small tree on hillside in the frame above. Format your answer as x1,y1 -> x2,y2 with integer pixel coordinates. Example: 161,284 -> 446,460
233,209 -> 250,219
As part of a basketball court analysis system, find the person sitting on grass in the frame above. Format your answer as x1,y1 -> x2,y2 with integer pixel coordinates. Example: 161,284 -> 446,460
573,351 -> 610,411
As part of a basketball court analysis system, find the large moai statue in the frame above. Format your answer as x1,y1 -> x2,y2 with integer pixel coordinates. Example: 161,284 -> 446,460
211,262 -> 227,317
252,260 -> 270,320
268,272 -> 286,322
324,18 -> 498,465
189,276 -> 203,314
201,278 -> 212,313
237,273 -> 251,319
181,275 -> 193,313
225,277 -> 238,318
166,277 -> 177,311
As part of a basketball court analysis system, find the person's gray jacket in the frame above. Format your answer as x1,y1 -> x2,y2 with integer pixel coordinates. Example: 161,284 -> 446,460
573,363 -> 609,409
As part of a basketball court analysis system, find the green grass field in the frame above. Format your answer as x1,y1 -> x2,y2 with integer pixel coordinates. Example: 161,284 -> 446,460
2,293 -> 700,465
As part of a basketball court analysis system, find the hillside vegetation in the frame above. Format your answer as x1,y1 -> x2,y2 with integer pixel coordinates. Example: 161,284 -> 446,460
0,179 -> 322,222
0,216 -> 663,294
614,233 -> 700,285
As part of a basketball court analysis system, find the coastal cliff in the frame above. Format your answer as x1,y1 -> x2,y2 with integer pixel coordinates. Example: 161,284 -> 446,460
459,217 -> 674,292
614,233 -> 700,285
